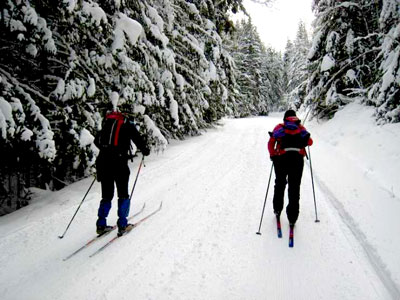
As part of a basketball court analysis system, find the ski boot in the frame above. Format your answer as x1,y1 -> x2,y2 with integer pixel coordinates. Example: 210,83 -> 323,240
96,225 -> 113,236
118,224 -> 134,237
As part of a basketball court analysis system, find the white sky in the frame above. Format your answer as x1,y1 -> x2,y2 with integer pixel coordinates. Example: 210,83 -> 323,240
233,0 -> 315,52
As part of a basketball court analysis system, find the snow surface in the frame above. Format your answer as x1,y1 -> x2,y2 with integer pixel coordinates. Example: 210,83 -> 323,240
0,103 -> 400,299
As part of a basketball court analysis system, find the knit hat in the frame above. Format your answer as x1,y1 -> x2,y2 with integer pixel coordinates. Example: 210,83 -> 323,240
283,109 -> 296,120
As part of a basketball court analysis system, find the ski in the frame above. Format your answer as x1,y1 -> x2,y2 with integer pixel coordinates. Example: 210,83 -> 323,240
63,203 -> 145,261
289,225 -> 294,248
276,216 -> 282,238
89,202 -> 163,258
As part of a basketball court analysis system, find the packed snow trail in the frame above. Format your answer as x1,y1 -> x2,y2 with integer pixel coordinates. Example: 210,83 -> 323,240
0,115 -> 397,299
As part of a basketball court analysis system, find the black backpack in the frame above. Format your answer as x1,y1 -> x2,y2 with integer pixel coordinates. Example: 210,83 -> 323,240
96,111 -> 128,150
95,112 -> 130,181
280,122 -> 310,150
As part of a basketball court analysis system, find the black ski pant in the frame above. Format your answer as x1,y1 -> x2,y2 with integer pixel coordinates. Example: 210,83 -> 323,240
97,158 -> 131,229
272,152 -> 304,224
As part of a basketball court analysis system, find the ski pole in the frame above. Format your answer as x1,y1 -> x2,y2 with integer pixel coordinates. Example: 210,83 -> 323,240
129,155 -> 145,201
58,177 -> 96,239
308,147 -> 320,222
256,163 -> 274,235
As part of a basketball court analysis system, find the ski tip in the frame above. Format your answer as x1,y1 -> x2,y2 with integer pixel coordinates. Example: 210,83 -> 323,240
89,251 -> 101,258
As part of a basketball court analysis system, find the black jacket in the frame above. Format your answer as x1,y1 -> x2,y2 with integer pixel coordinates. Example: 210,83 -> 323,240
94,118 -> 149,182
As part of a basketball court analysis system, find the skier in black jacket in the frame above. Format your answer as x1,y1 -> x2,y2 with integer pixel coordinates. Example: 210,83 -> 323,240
94,111 -> 150,236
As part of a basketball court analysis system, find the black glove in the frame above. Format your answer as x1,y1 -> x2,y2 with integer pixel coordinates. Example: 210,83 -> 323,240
141,147 -> 150,156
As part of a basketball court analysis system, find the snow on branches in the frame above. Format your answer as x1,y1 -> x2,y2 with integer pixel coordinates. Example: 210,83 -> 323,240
306,0 -> 400,123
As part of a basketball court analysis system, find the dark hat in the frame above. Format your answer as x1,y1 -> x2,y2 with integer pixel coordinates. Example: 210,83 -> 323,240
284,109 -> 296,120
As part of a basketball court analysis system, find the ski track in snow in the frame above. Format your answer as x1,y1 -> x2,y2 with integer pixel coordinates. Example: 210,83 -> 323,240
311,173 -> 400,299
0,116 -> 397,300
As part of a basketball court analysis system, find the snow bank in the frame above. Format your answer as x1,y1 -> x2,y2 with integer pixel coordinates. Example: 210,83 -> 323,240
307,102 -> 400,289
308,102 -> 400,197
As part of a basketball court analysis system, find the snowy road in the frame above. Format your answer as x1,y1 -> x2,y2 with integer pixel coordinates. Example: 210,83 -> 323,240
0,114 -> 398,299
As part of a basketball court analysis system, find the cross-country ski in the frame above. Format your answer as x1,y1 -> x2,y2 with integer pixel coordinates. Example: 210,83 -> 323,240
89,202 -> 163,258
63,203 -> 145,261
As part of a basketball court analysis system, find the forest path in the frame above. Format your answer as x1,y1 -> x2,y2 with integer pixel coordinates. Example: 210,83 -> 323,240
0,116 -> 394,300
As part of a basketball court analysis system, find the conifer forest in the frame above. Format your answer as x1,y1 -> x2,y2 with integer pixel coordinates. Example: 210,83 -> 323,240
0,0 -> 399,215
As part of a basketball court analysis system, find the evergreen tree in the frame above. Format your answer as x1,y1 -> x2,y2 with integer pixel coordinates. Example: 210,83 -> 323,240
368,0 -> 400,123
228,18 -> 283,116
0,0 -> 254,214
306,0 -> 399,123
283,21 -> 311,109
282,40 -> 295,92
307,0 -> 382,119
231,19 -> 259,115
261,47 -> 284,111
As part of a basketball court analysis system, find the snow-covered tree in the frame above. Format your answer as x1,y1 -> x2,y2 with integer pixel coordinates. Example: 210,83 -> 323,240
0,0 -> 59,212
306,0 -> 382,119
261,47 -> 284,111
283,21 -> 311,109
227,19 -> 283,116
0,0 -> 256,214
368,0 -> 400,123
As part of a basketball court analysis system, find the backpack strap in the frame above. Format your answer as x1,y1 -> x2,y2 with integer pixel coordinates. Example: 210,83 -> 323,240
113,118 -> 124,146
105,112 -> 125,146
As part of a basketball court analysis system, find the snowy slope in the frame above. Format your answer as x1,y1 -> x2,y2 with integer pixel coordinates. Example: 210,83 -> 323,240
0,104 -> 399,300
